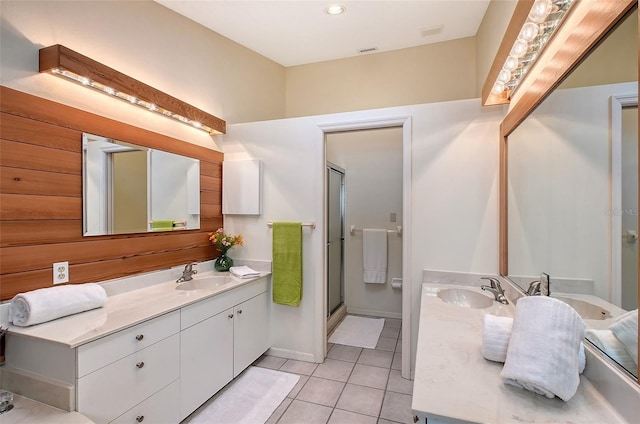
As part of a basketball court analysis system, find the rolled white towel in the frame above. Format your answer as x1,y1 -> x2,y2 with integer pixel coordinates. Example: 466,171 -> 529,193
609,309 -> 638,365
10,283 -> 107,327
483,314 -> 586,373
229,266 -> 260,279
500,296 -> 585,401
482,314 -> 513,363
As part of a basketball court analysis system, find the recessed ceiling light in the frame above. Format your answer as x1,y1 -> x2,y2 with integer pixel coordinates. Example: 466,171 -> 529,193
325,5 -> 346,15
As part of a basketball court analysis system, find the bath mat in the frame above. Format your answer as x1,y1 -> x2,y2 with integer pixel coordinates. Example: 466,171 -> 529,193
329,315 -> 385,348
185,366 -> 299,424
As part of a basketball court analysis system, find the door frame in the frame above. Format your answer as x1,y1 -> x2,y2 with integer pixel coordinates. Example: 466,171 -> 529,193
317,116 -> 412,379
611,93 -> 638,306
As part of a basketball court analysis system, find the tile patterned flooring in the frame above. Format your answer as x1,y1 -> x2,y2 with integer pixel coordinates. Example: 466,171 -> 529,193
253,316 -> 414,424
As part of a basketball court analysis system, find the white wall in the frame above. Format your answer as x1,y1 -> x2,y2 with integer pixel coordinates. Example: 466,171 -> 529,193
326,128 -> 403,319
0,0 -> 285,149
222,98 -> 504,371
508,82 -> 637,301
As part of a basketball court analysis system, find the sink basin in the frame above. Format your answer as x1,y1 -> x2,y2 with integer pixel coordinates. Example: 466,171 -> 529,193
555,297 -> 612,320
176,275 -> 232,291
437,288 -> 494,309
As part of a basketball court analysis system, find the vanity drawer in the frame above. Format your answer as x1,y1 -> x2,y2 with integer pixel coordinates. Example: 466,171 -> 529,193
77,310 -> 180,377
77,333 -> 180,424
110,379 -> 180,424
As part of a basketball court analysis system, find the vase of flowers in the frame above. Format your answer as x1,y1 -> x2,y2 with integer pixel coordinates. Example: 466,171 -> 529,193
208,228 -> 243,272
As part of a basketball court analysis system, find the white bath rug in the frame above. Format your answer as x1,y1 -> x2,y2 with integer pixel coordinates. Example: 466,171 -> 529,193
329,315 -> 385,349
185,366 -> 299,424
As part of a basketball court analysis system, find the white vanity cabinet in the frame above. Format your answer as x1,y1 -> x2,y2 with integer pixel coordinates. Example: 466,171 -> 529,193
179,277 -> 269,420
5,274 -> 270,424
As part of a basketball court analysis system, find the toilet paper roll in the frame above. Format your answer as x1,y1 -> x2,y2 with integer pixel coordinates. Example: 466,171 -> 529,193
391,278 -> 403,289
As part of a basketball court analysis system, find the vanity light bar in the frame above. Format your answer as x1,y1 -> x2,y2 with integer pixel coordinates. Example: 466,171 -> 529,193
39,45 -> 226,135
489,0 -> 575,101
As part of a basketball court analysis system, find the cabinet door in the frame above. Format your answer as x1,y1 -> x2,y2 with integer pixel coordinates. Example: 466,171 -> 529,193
180,308 -> 234,420
233,291 -> 269,377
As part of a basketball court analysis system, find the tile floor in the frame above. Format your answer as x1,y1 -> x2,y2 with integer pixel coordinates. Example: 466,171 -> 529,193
254,315 -> 414,424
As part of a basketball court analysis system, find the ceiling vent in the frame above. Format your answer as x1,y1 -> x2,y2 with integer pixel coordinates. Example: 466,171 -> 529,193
421,25 -> 443,37
358,47 -> 377,54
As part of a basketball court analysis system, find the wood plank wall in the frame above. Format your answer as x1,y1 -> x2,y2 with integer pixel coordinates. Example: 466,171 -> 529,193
0,86 -> 223,301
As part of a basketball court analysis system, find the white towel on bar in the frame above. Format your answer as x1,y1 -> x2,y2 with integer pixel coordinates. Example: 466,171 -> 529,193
483,314 -> 586,373
10,283 -> 107,327
229,266 -> 260,279
500,296 -> 585,401
363,228 -> 387,284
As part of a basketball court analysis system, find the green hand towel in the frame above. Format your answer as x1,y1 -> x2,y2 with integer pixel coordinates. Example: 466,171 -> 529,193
272,222 -> 302,307
151,220 -> 174,231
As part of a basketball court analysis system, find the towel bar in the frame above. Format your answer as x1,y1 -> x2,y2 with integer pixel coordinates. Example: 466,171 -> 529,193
267,221 -> 316,229
349,225 -> 402,236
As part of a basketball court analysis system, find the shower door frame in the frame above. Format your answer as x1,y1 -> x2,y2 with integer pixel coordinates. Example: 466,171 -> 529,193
326,162 -> 346,318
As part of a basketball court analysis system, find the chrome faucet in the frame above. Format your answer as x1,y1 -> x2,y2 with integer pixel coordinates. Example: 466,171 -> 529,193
526,280 -> 542,296
176,263 -> 198,283
480,277 -> 509,305
526,272 -> 550,296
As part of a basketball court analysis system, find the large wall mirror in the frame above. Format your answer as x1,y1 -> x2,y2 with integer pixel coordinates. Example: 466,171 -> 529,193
504,7 -> 638,380
83,133 -> 200,236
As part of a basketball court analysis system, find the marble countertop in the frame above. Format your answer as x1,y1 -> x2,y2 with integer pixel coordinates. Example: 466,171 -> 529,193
6,271 -> 269,348
411,283 -> 625,423
0,394 -> 93,424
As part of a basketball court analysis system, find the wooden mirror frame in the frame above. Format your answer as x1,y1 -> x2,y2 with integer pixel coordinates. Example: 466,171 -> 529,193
491,1 -> 639,382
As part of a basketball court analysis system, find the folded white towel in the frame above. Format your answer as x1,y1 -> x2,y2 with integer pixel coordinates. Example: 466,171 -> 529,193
500,296 -> 586,401
363,229 -> 387,284
586,329 -> 637,373
609,309 -> 638,365
483,314 -> 586,373
229,266 -> 260,279
10,283 -> 107,327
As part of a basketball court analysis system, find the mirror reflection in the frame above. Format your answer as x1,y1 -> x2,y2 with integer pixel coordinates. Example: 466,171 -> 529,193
506,10 -> 638,378
82,133 -> 200,236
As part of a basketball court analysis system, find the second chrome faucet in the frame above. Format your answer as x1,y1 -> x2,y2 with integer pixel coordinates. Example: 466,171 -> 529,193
480,277 -> 509,305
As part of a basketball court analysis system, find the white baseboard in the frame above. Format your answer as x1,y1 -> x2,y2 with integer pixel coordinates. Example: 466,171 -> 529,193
266,347 -> 318,363
346,307 -> 402,320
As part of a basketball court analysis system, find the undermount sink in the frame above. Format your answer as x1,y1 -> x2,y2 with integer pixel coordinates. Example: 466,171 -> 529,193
555,297 -> 612,320
437,288 -> 494,309
176,275 -> 232,291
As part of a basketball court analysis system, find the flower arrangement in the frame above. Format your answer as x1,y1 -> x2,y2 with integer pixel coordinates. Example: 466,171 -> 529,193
208,228 -> 243,254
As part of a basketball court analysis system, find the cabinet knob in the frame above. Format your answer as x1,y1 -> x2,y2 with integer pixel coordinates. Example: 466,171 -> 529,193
228,314 -> 234,319
413,415 -> 419,423
237,309 -> 243,314
136,361 -> 145,369
136,415 -> 144,422
135,334 -> 144,341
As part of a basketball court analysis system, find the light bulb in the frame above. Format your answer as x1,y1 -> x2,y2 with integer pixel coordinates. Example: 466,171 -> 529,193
528,0 -> 553,23
510,39 -> 529,58
497,69 -> 511,84
325,5 -> 346,15
519,22 -> 540,42
503,55 -> 519,71
491,81 -> 505,96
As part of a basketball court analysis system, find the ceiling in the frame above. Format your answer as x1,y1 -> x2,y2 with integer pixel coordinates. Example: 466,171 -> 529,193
154,0 -> 491,67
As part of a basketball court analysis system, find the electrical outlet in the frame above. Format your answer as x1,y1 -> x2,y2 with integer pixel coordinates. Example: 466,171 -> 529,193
53,261 -> 69,284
